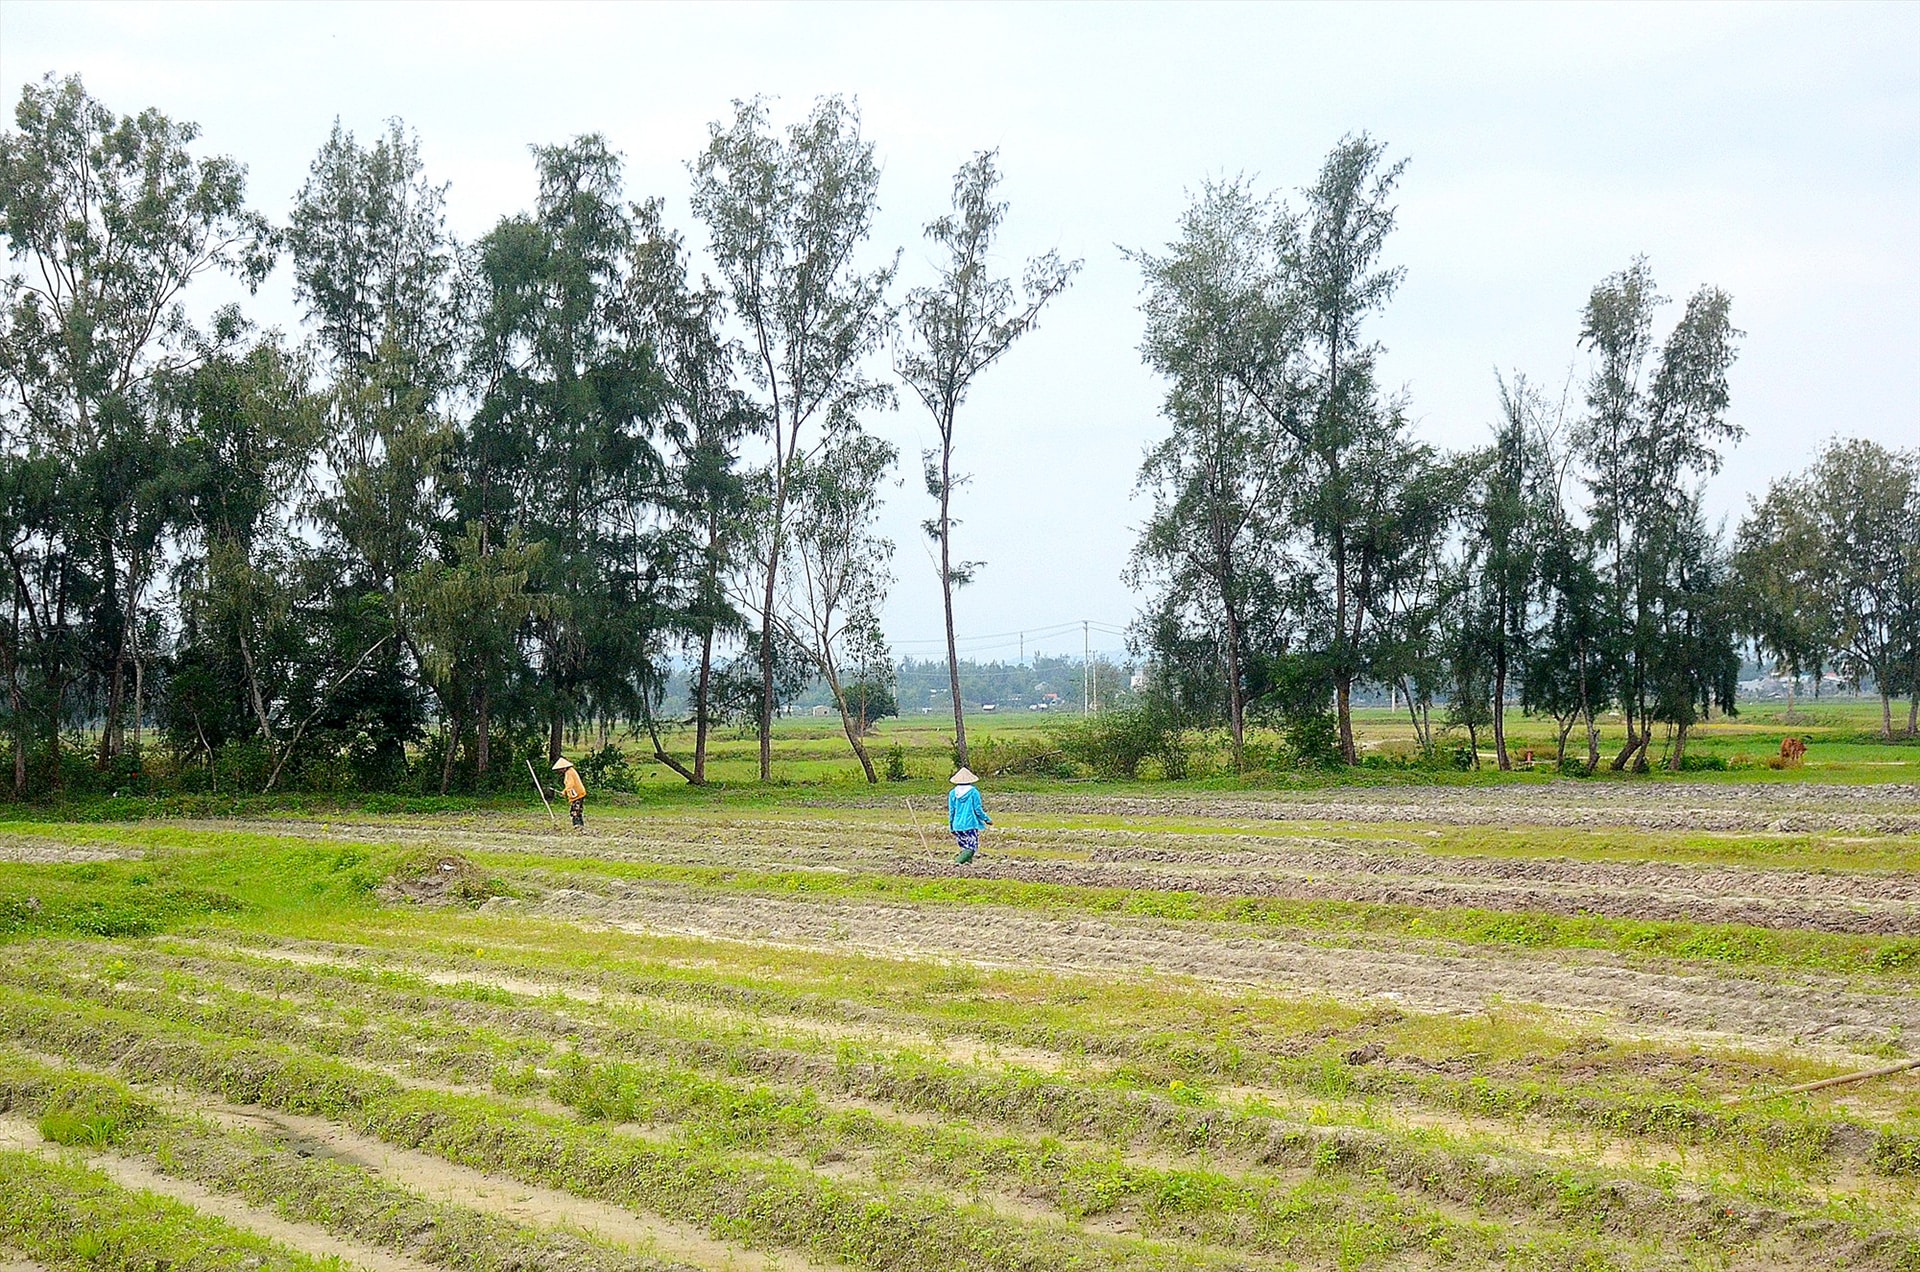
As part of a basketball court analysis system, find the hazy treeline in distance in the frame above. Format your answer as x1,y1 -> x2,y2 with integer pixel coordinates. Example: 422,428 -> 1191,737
1,74 -> 1916,799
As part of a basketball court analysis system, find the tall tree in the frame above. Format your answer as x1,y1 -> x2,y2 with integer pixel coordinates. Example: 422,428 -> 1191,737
289,119 -> 463,780
471,136 -> 667,764
1803,440 -> 1915,739
0,74 -> 272,782
773,431 -> 897,783
626,201 -> 756,783
1730,476 -> 1830,721
1125,178 -> 1291,768
1467,373 -> 1561,769
690,96 -> 896,782
1575,260 -> 1741,770
1271,134 -> 1410,765
896,151 -> 1078,768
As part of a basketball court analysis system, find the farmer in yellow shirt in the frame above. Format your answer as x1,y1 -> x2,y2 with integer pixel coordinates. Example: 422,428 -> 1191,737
551,757 -> 588,829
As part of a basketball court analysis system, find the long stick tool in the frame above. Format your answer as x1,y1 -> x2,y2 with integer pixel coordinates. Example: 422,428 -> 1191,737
527,759 -> 558,829
903,796 -> 932,853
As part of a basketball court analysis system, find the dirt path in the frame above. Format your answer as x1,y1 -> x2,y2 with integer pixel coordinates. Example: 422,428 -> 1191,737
527,883 -> 1920,1052
0,1114 -> 434,1272
201,1102 -> 840,1272
0,835 -> 133,864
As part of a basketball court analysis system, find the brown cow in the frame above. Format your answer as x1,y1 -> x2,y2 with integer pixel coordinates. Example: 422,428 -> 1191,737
1779,737 -> 1807,765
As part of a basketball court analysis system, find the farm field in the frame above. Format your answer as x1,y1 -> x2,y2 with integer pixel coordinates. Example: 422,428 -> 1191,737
3,777 -> 1919,1270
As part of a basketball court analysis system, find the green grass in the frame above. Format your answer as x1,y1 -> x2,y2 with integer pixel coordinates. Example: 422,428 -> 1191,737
0,1146 -> 339,1272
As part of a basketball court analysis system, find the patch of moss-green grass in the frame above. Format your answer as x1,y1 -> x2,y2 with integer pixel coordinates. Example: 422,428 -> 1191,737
0,1145 -> 336,1272
12,979 -> 1918,1269
116,936 -> 1912,1145
166,915 -> 1920,1144
0,827 -> 491,940
0,985 -> 1276,1272
1,1049 -> 696,1272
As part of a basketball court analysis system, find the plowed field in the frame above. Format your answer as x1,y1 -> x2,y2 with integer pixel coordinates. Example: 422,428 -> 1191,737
2,781 -> 1918,1270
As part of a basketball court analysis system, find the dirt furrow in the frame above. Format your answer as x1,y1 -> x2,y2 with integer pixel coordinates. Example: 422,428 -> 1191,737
0,1113 -> 432,1272
200,1102 -> 843,1272
886,855 -> 1920,935
526,882 -> 1920,1050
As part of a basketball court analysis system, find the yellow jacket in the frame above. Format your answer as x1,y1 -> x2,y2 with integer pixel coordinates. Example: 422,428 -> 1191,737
560,767 -> 587,801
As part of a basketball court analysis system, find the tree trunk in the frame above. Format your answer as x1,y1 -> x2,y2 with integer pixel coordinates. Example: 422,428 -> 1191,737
1554,713 -> 1575,765
1492,645 -> 1510,771
758,566 -> 779,782
476,686 -> 491,776
1785,674 -> 1796,724
642,705 -> 697,783
549,712 -> 564,764
1223,599 -> 1245,770
825,665 -> 878,783
1908,689 -> 1918,740
1881,691 -> 1895,742
440,713 -> 459,795
692,622 -> 715,785
1669,719 -> 1690,771
940,423 -> 967,770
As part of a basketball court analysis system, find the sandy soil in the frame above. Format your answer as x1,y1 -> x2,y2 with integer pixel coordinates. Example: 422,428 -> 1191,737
0,1113 -> 437,1272
0,836 -> 133,864
982,785 -> 1920,834
520,881 -> 1920,1052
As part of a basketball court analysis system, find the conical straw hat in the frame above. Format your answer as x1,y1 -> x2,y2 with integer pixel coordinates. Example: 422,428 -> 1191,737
950,767 -> 979,785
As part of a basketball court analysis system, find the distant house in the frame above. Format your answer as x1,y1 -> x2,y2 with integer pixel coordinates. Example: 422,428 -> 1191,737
810,704 -> 833,718
981,703 -> 997,713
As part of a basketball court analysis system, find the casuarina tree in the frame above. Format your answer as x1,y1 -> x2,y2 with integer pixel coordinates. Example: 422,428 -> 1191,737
0,74 -> 272,784
896,151 -> 1078,769
690,96 -> 895,782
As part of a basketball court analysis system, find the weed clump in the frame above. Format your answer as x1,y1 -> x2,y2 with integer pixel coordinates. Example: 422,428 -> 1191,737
378,850 -> 502,906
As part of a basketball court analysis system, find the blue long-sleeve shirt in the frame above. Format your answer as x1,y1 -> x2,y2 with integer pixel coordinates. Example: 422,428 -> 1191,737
948,785 -> 991,832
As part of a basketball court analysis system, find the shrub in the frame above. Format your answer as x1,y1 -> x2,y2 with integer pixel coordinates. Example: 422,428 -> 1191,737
884,743 -> 910,782
575,742 -> 638,793
1051,704 -> 1187,781
965,733 -> 1073,779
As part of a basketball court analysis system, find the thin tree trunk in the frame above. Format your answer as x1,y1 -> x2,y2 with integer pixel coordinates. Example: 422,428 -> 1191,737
1908,688 -> 1918,740
476,686 -> 491,776
1492,645 -> 1510,771
693,622 -> 715,785
940,419 -> 967,769
758,559 -> 780,782
549,712 -> 564,764
440,713 -> 459,795
642,703 -> 697,783
826,664 -> 879,783
1554,714 -> 1575,765
1882,691 -> 1895,742
1223,599 -> 1245,770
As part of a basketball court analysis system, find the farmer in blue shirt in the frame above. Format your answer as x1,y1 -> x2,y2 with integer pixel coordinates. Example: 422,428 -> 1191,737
948,766 -> 991,864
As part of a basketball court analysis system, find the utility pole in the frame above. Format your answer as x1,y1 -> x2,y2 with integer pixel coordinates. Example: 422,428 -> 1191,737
1083,620 -> 1091,715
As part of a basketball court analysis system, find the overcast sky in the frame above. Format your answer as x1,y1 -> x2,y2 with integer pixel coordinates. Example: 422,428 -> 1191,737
4,1 -> 1915,661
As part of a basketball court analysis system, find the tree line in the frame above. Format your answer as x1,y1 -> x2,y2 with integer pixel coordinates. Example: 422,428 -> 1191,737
4,75 -> 1911,799
1128,138 -> 1920,771
0,74 -> 1075,796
